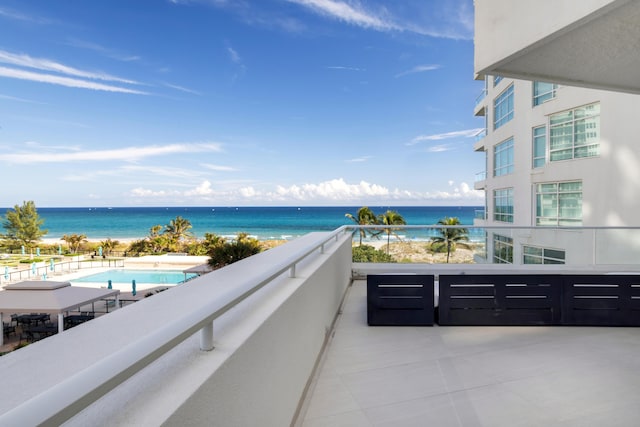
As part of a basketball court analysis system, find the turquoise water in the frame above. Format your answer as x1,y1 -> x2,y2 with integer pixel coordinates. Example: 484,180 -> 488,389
26,206 -> 481,240
72,269 -> 197,285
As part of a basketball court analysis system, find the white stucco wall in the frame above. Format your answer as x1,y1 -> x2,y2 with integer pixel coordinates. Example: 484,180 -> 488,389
64,233 -> 353,426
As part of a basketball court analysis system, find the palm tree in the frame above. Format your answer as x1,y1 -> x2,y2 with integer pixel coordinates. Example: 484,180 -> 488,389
345,206 -> 378,245
99,238 -> 120,256
148,225 -> 163,239
61,233 -> 87,253
431,217 -> 469,263
164,216 -> 193,243
378,210 -> 406,254
208,233 -> 262,270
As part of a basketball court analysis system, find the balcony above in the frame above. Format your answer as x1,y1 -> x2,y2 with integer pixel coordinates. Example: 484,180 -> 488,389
474,171 -> 487,190
474,0 -> 640,94
473,129 -> 487,151
474,89 -> 487,116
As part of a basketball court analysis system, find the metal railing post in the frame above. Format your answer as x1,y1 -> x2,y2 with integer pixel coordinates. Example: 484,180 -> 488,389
200,321 -> 214,351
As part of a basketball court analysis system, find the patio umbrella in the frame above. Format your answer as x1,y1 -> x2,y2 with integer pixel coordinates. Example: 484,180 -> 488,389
36,247 -> 40,257
98,247 -> 103,257
31,262 -> 36,275
21,246 -> 25,255
4,266 -> 8,280
108,279 -> 112,290
132,280 -> 136,296
50,258 -> 55,272
58,244 -> 62,255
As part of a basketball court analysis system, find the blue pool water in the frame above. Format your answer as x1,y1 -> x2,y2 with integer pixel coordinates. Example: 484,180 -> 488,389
72,269 -> 197,285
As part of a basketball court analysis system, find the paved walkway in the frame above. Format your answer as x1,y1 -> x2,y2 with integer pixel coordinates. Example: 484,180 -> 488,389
299,280 -> 640,426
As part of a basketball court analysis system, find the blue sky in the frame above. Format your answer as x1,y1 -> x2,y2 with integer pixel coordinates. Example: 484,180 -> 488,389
0,0 -> 484,207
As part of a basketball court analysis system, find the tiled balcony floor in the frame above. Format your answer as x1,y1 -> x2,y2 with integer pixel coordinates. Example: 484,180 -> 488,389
299,280 -> 640,426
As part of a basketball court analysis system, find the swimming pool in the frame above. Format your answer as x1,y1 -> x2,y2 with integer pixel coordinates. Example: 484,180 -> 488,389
72,269 -> 197,285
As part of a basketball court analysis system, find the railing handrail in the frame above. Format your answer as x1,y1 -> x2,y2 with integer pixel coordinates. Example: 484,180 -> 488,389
0,228 -> 351,426
350,225 -> 640,230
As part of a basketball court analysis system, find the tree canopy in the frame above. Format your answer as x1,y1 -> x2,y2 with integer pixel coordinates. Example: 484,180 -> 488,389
208,233 -> 262,270
2,201 -> 47,248
431,217 -> 469,263
345,206 -> 379,246
378,210 -> 406,254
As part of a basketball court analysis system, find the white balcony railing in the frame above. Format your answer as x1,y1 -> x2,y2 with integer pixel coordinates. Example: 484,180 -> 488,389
0,230 -> 352,426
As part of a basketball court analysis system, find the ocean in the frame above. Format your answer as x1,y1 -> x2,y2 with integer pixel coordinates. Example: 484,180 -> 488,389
24,206 -> 481,241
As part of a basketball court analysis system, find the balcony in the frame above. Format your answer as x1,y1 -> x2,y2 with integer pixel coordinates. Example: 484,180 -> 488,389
1,226 -> 640,425
474,0 -> 640,94
473,129 -> 487,151
474,171 -> 486,190
474,89 -> 487,116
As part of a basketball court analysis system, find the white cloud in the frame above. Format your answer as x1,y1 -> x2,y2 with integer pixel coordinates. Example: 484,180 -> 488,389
0,66 -> 147,94
395,64 -> 440,78
286,0 -> 472,39
125,178 -> 483,205
346,156 -> 371,163
130,188 -> 176,198
162,82 -> 202,95
0,49 -> 140,84
0,93 -> 45,104
408,128 -> 484,146
185,181 -> 216,196
326,66 -> 364,71
427,144 -> 451,153
0,142 -> 223,164
201,163 -> 238,172
286,0 -> 395,31
227,47 -> 242,64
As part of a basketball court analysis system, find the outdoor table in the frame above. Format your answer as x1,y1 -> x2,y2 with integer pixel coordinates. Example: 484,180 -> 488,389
16,314 -> 48,326
64,314 -> 94,328
26,324 -> 58,337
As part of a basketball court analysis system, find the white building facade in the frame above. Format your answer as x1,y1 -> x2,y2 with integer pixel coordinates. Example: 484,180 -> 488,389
473,76 -> 640,265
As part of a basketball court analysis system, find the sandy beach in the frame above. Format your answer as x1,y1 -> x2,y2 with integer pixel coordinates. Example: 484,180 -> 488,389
365,240 -> 478,263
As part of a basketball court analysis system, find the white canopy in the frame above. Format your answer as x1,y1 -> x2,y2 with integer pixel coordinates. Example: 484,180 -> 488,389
0,281 -> 120,345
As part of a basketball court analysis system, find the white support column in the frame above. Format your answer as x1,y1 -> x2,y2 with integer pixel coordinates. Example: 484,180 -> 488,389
289,264 -> 296,278
200,321 -> 214,351
58,313 -> 65,332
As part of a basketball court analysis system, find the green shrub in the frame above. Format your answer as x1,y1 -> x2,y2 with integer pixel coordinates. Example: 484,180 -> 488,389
429,241 -> 455,254
352,245 -> 396,263
19,258 -> 43,264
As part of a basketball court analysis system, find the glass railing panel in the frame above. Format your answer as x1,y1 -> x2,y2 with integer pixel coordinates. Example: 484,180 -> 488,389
349,225 -> 640,268
475,88 -> 487,106
474,128 -> 487,142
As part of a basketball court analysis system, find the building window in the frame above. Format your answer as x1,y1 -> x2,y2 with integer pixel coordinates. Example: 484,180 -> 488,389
533,82 -> 557,106
494,84 -> 514,129
493,234 -> 513,264
535,181 -> 582,226
494,75 -> 503,86
493,188 -> 514,223
532,126 -> 546,168
494,138 -> 514,176
523,246 -> 566,264
549,103 -> 600,161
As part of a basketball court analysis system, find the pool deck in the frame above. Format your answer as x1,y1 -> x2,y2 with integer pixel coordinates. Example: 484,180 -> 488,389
0,255 -> 209,354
